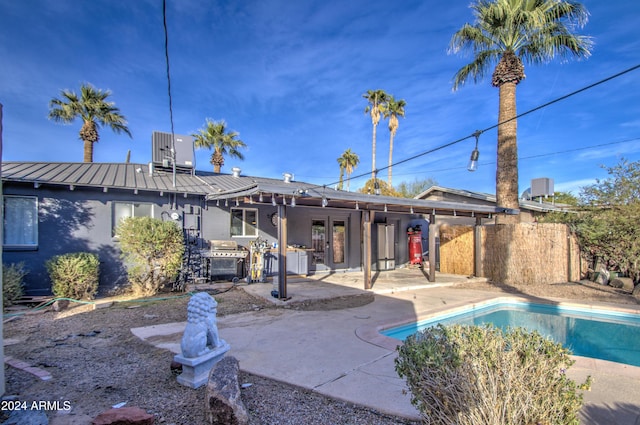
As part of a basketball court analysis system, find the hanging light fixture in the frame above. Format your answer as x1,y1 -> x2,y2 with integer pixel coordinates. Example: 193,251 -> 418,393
235,198 -> 240,206
384,204 -> 387,212
467,130 -> 481,172
291,196 -> 296,207
259,192 -> 264,202
272,194 -> 277,206
410,206 -> 414,214
216,199 -> 220,206
355,201 -> 359,210
322,196 -> 328,208
282,195 -> 287,205
225,198 -> 229,207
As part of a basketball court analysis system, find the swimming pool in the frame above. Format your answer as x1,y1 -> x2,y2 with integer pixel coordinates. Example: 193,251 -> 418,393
381,300 -> 640,367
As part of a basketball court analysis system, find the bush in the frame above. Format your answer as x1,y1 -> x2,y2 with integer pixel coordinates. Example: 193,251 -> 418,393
116,216 -> 184,297
395,324 -> 591,425
3,262 -> 27,307
46,252 -> 100,300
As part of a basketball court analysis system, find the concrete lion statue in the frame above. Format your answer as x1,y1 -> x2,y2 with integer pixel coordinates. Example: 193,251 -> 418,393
180,292 -> 223,358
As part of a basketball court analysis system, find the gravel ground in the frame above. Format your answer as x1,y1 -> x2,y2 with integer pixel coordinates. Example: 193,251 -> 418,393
2,286 -> 418,425
2,279 -> 637,424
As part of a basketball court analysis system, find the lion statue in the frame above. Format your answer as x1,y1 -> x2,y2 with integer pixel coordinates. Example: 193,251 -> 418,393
180,292 -> 223,358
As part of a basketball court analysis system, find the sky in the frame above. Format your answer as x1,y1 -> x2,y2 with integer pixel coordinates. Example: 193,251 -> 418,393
1,0 -> 639,197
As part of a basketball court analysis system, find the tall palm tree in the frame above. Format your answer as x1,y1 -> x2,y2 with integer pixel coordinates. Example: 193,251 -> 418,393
450,0 -> 591,224
192,119 -> 246,173
383,97 -> 406,186
337,148 -> 360,191
363,89 -> 389,180
48,83 -> 131,162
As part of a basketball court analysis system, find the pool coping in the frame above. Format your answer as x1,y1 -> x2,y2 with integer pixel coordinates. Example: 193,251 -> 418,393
355,294 -> 640,380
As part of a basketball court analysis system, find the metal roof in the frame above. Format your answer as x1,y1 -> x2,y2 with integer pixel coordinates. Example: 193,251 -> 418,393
1,162 -> 518,218
415,185 -> 571,213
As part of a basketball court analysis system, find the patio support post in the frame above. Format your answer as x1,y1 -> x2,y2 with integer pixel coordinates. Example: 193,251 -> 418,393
474,216 -> 482,278
363,210 -> 373,289
428,214 -> 436,282
277,204 -> 287,299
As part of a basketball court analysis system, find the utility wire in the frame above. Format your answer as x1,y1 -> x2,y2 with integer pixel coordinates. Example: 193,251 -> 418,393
162,0 -> 177,187
322,63 -> 640,189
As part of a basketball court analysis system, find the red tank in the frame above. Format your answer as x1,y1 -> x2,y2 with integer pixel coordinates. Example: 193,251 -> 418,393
407,227 -> 423,266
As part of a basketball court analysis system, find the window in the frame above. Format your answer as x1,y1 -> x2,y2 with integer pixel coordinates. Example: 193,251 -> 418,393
112,202 -> 154,235
230,208 -> 257,237
3,195 -> 38,248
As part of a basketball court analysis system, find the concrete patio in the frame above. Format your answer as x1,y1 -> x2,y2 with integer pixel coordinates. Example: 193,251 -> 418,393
132,269 -> 640,424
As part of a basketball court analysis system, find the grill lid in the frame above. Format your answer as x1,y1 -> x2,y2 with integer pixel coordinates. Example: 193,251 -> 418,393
209,240 -> 239,251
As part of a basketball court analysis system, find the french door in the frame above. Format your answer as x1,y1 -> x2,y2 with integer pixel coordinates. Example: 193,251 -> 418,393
311,218 -> 347,271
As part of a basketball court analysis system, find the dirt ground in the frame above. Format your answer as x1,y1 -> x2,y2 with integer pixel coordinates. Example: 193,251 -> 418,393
2,279 -> 638,425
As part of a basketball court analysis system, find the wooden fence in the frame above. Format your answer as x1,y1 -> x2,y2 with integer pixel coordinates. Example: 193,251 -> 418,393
439,223 -> 582,285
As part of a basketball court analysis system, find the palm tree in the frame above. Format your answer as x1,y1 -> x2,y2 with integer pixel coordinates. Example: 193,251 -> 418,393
336,158 -> 345,191
192,119 -> 246,173
383,97 -> 406,186
363,90 -> 389,180
337,148 -> 360,191
48,83 -> 131,162
450,0 -> 591,224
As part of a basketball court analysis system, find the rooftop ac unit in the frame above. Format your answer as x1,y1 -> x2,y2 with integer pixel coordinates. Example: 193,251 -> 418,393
152,131 -> 194,169
530,177 -> 554,197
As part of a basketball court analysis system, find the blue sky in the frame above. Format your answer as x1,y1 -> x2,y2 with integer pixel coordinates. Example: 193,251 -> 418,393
1,0 -> 639,196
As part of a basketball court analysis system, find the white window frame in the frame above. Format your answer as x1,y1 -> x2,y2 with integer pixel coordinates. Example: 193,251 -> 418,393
230,208 -> 258,237
3,195 -> 38,249
112,201 -> 155,236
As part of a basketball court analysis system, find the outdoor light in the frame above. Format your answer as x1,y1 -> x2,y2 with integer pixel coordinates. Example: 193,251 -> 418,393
259,192 -> 264,202
291,196 -> 296,207
410,206 -> 414,214
374,179 -> 381,195
322,196 -> 328,208
283,195 -> 287,205
272,194 -> 277,206
355,201 -> 359,210
467,130 -> 481,172
225,198 -> 229,207
235,198 -> 239,206
384,204 -> 387,212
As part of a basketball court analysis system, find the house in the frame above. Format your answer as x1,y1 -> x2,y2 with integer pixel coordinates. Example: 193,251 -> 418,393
2,162 -> 515,298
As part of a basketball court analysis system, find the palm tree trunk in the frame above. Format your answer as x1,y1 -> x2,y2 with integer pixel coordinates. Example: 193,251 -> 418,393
371,123 -> 378,180
388,132 -> 395,186
495,81 -> 520,224
346,172 -> 351,191
83,140 -> 94,163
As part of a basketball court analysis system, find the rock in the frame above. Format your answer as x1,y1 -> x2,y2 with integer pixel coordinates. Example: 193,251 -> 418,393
52,299 -> 69,311
205,356 -> 248,425
91,407 -> 154,425
633,283 -> 640,298
3,409 -> 48,425
609,277 -> 635,292
595,271 -> 608,286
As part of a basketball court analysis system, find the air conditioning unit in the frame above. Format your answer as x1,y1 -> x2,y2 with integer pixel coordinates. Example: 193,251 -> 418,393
152,131 -> 194,169
530,177 -> 554,197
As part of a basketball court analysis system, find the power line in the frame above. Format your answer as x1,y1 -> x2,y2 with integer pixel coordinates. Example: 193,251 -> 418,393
162,0 -> 177,187
322,63 -> 640,189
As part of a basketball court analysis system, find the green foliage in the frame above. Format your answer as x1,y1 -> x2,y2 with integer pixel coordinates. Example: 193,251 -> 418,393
3,263 -> 27,307
395,177 -> 438,198
553,191 -> 579,206
358,178 -> 402,197
117,217 -> 184,296
544,159 -> 640,282
46,252 -> 100,300
396,324 -> 590,425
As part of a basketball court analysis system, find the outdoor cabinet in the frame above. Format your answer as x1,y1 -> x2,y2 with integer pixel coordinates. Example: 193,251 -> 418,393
377,223 -> 395,270
286,250 -> 309,276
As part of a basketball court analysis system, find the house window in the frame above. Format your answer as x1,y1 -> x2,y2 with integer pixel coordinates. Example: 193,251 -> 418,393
3,195 -> 38,249
112,202 -> 154,235
230,208 -> 258,237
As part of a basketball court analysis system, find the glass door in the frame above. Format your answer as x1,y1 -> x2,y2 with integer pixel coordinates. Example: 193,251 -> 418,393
311,219 -> 328,271
331,220 -> 346,267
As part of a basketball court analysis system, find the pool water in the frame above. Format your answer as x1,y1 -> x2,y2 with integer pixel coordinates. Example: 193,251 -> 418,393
382,301 -> 640,367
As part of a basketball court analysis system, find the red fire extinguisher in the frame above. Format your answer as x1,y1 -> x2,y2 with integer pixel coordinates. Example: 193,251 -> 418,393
407,226 -> 423,266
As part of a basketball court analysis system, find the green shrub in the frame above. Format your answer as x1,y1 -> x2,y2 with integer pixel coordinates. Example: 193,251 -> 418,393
46,252 -> 100,300
116,216 -> 184,296
395,324 -> 591,425
3,262 -> 27,307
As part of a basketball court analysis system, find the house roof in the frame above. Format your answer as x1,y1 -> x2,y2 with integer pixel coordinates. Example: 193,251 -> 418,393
415,185 -> 571,213
1,162 -> 518,218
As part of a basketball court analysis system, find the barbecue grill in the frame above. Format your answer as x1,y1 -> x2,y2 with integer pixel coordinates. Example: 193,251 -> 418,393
203,240 -> 248,281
